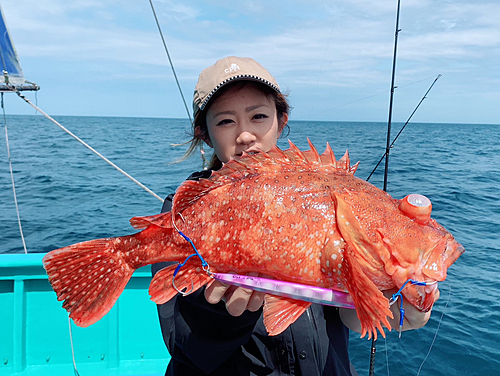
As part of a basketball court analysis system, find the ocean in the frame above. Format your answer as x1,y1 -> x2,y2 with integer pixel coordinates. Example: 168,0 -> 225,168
1,115 -> 499,375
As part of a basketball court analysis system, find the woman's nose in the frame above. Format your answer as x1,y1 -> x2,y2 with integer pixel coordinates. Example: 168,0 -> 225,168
236,130 -> 256,145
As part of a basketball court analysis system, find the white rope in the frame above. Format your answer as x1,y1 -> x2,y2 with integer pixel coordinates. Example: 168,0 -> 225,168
67,316 -> 81,376
2,93 -> 28,254
384,332 -> 390,376
16,92 -> 164,203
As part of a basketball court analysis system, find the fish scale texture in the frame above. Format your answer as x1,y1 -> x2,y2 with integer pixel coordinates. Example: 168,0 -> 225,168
43,140 -> 464,339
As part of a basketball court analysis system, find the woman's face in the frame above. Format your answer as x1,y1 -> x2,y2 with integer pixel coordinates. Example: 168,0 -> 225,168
204,83 -> 287,163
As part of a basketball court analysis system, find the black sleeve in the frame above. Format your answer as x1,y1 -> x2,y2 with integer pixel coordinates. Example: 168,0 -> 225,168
153,188 -> 262,374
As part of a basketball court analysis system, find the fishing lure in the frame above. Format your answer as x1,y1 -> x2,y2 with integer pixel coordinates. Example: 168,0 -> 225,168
212,272 -> 355,309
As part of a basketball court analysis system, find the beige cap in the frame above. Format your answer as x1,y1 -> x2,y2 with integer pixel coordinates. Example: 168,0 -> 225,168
193,56 -> 280,119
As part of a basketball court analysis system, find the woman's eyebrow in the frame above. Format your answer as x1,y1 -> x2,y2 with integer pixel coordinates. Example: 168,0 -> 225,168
211,104 -> 270,119
245,104 -> 269,112
211,110 -> 236,119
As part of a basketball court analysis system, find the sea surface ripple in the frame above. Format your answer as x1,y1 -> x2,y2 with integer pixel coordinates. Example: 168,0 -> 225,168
1,116 -> 499,375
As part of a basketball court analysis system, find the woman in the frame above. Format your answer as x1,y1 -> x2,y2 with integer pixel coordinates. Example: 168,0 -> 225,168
152,56 -> 437,375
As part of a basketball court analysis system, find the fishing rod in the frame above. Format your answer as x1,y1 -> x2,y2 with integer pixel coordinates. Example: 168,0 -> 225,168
368,0 -> 402,374
383,0 -> 402,194
366,74 -> 442,182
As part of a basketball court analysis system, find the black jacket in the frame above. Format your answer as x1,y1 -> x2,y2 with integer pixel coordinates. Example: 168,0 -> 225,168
152,170 -> 353,376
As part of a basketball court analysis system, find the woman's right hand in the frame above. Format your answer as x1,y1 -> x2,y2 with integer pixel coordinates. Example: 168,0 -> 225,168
204,272 -> 267,316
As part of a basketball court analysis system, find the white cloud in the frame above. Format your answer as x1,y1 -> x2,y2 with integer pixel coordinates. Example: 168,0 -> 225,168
1,0 -> 498,123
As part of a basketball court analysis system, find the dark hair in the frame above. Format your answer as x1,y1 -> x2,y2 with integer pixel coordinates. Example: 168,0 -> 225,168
182,81 -> 291,170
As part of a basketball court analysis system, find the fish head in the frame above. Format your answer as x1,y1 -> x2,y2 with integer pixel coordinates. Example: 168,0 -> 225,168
386,195 -> 465,311
334,189 -> 464,313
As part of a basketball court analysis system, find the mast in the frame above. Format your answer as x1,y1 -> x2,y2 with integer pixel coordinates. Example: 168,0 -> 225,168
0,4 -> 39,92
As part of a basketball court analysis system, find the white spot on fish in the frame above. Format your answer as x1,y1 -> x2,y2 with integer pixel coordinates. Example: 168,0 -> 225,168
331,254 -> 338,260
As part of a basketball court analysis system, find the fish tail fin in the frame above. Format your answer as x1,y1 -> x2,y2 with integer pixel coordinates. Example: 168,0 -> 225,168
43,237 -> 135,327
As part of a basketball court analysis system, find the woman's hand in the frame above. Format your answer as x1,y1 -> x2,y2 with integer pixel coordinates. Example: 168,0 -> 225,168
204,272 -> 267,316
340,288 -> 440,334
383,287 -> 440,331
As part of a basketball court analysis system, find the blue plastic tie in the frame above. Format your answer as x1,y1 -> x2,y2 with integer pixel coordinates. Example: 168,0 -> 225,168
389,279 -> 435,338
173,230 -> 209,277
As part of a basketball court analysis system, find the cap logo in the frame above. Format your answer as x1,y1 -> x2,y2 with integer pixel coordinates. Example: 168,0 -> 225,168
224,63 -> 240,74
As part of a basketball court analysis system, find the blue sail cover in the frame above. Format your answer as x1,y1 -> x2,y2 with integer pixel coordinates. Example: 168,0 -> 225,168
0,5 -> 25,85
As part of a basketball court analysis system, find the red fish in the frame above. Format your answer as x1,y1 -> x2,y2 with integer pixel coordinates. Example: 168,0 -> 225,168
42,140 -> 464,339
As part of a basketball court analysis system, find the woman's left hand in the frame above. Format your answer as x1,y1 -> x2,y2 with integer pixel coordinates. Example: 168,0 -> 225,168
339,288 -> 440,334
383,287 -> 440,331
204,272 -> 267,316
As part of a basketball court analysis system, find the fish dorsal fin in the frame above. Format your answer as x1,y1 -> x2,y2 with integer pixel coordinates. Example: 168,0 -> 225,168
263,295 -> 312,336
221,140 -> 357,174
173,140 -> 359,215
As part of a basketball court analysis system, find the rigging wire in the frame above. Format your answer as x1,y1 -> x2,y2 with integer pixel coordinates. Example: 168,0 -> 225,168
148,0 -> 208,169
16,91 -> 164,203
315,74 -> 439,115
366,74 -> 442,182
148,0 -> 192,125
2,93 -> 28,254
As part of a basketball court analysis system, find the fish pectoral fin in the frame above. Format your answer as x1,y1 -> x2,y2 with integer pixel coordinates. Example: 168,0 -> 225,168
263,295 -> 312,336
332,194 -> 393,339
341,244 -> 393,340
333,193 -> 386,271
129,212 -> 172,229
149,262 -> 212,304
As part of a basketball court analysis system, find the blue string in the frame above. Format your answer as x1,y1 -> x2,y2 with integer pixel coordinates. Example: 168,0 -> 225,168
173,230 -> 209,277
390,279 -> 434,335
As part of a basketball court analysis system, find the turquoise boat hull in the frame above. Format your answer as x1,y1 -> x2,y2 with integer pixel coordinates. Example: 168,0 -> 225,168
0,253 -> 170,376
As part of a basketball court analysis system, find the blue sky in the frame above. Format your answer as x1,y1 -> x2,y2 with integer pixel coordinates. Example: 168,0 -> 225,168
2,0 -> 499,124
